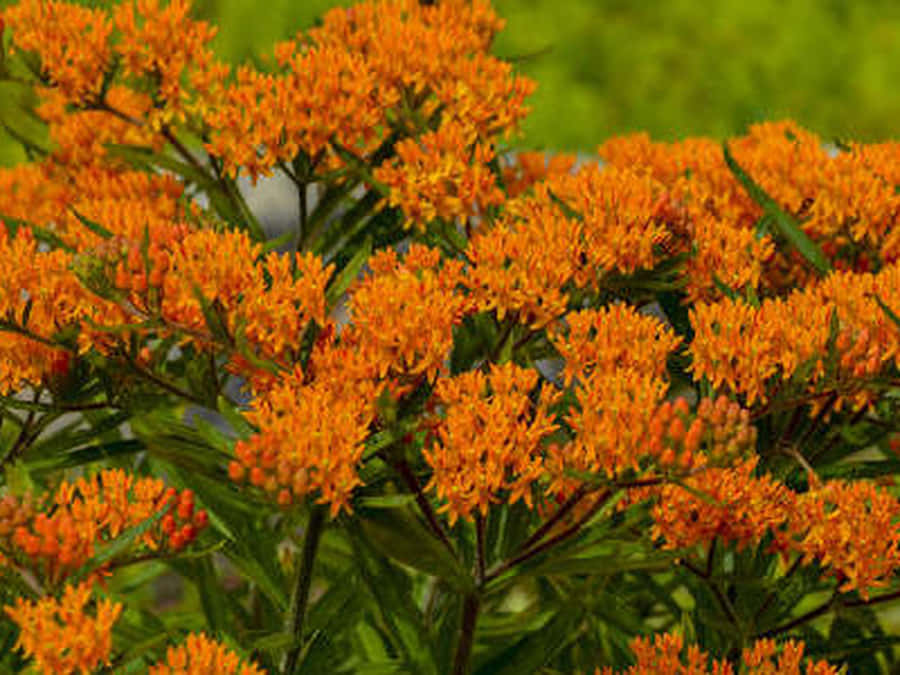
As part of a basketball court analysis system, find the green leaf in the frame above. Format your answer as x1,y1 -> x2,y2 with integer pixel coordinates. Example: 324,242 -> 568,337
357,494 -> 416,509
520,550 -> 683,579
25,438 -> 145,474
346,522 -> 439,675
191,284 -> 232,344
0,214 -> 76,252
875,293 -> 900,330
722,142 -> 830,275
473,607 -> 584,675
325,235 -> 372,311
358,506 -> 473,593
261,228 -> 295,254
217,395 -> 258,438
69,207 -> 113,240
72,508 -> 167,582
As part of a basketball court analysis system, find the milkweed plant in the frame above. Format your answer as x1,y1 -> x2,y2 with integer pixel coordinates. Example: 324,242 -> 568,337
0,0 -> 898,673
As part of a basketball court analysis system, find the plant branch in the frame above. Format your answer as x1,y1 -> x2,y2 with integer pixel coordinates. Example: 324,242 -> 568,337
516,485 -> 587,554
474,513 -> 486,585
452,592 -> 481,675
484,490 -> 610,585
282,505 -> 327,675
391,457 -> 455,555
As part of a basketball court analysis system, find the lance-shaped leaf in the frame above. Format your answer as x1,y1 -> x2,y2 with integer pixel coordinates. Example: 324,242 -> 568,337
473,606 -> 585,675
68,207 -> 113,240
722,142 -> 831,275
357,505 -> 473,593
325,235 -> 371,312
69,508 -> 167,584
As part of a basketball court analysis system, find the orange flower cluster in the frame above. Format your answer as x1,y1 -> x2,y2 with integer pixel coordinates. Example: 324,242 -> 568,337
652,459 -> 900,597
599,120 -> 900,299
0,224 -> 101,394
597,632 -> 837,675
308,0 -> 532,139
551,305 -> 680,387
375,119 -> 505,227
84,225 -> 333,369
148,632 -> 266,675
205,44 -> 384,180
689,262 -> 900,408
159,229 -> 333,367
229,342 -> 380,515
2,0 -> 226,162
543,305 -> 749,488
1,0 -> 113,103
206,0 -> 532,180
501,151 -> 577,198
651,458 -> 793,552
464,164 -> 682,328
0,470 -> 207,583
347,244 -> 469,382
113,0 -> 225,128
780,479 -> 900,598
3,581 -> 123,675
423,362 -> 559,524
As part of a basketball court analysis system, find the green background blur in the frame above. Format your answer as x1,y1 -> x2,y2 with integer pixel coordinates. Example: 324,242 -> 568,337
2,0 -> 900,165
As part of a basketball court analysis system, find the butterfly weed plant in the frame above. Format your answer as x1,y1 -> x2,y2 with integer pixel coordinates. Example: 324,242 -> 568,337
0,0 -> 898,673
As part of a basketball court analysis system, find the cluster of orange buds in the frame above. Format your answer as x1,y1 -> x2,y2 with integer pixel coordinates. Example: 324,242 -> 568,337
596,632 -> 837,675
104,228 -> 185,298
1,470 -> 208,583
148,632 -> 266,675
3,581 -> 123,675
646,395 -> 756,471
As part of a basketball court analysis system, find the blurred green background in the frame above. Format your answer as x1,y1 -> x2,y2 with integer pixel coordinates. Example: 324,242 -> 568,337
2,0 -> 900,166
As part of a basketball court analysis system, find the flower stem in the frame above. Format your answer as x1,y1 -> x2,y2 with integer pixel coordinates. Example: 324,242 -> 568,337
282,505 -> 327,675
452,592 -> 481,675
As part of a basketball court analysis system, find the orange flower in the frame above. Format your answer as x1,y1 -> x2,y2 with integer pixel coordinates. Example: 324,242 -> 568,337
1,0 -> 113,103
4,581 -> 123,675
596,632 -> 837,675
689,263 -> 900,409
464,198 -> 580,328
346,244 -> 469,382
423,362 -> 559,524
780,479 -> 900,598
501,151 -> 576,198
551,304 -> 680,387
229,337 -> 380,516
148,632 -> 266,675
3,470 -> 207,582
205,44 -> 385,180
375,118 -> 505,227
310,0 -> 531,140
113,0 -> 223,128
651,458 -> 793,551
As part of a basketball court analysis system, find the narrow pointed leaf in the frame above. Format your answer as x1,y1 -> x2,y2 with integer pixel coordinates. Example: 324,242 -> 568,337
722,142 -> 830,275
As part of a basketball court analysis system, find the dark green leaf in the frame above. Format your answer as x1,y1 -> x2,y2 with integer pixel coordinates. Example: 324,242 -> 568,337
722,142 -> 830,275
358,506 -> 473,593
